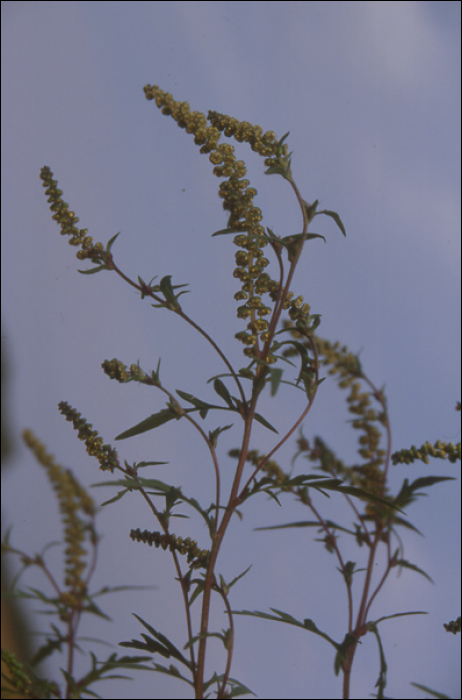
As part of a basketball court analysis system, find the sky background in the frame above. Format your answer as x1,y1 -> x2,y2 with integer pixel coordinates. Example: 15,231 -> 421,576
1,2 -> 461,699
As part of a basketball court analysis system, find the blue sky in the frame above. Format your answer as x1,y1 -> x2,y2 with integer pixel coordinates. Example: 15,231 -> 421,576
1,2 -> 461,698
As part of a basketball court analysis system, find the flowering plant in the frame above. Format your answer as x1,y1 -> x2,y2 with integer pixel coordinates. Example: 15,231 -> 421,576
2,85 -> 460,700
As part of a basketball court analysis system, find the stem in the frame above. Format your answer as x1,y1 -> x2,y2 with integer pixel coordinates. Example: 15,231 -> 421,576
196,393 -> 258,697
106,255 -> 247,405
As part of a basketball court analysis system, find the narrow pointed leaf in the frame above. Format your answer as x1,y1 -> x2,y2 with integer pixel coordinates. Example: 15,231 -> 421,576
317,209 -> 346,236
269,367 -> 283,396
115,408 -> 178,440
209,424 -> 233,447
106,231 -> 121,252
176,389 -> 213,410
374,611 -> 428,625
213,378 -> 234,408
395,559 -> 434,583
410,683 -> 450,699
78,264 -> 109,274
253,412 -> 278,433
212,227 -> 249,236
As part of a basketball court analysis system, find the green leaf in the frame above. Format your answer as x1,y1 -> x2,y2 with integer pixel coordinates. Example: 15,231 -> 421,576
208,424 -> 233,447
410,682 -> 451,699
213,378 -> 235,408
394,559 -> 434,583
269,367 -> 283,396
176,389 -> 213,418
99,488 -> 132,506
78,264 -> 109,274
159,275 -> 182,310
202,673 -> 256,698
150,662 -> 195,687
316,209 -> 346,237
302,199 -> 319,223
253,412 -> 278,433
120,613 -> 193,670
106,231 -> 121,252
224,565 -> 252,592
135,460 -> 169,468
233,608 -> 339,650
255,518 -> 354,535
115,407 -> 179,440
334,633 -> 357,676
374,610 -> 428,625
211,227 -> 249,236
394,476 -> 455,509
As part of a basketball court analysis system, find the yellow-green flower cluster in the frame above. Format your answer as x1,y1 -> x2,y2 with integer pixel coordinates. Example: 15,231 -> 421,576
284,334 -> 388,500
444,617 -> 461,634
101,358 -> 160,386
22,429 -> 96,594
315,340 -> 388,491
1,650 -> 32,697
392,439 -> 461,465
40,166 -> 104,261
130,528 -> 209,569
272,290 -> 312,327
228,447 -> 287,486
207,111 -> 277,156
58,401 -> 119,472
1,649 -> 59,698
144,84 -> 281,359
314,338 -> 363,385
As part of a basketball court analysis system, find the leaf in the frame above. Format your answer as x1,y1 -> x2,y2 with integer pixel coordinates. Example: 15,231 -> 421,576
255,519 -> 354,535
213,378 -> 234,408
223,565 -> 252,592
394,476 -> 455,509
208,424 -> 233,447
159,275 -> 182,310
302,199 -> 319,223
135,460 -> 169,468
408,475 -> 455,492
332,483 -> 405,512
211,227 -> 249,236
115,407 -> 179,440
316,209 -> 347,237
334,633 -> 358,676
269,367 -> 283,396
233,608 -> 339,649
253,412 -> 278,433
106,231 -> 121,252
78,264 -> 109,274
119,613 -> 193,670
374,610 -> 428,624
394,559 -> 434,583
150,662 -> 194,687
99,488 -> 132,506
410,683 -> 451,699
203,673 -> 256,698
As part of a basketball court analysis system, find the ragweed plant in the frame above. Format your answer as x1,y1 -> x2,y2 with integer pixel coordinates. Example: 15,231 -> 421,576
2,431 -> 151,699
2,84 -> 460,699
234,330 -> 460,698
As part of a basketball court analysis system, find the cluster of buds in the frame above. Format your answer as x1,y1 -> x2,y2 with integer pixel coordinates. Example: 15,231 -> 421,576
39,166 -> 105,262
444,617 -> 461,634
58,401 -> 119,472
228,447 -> 287,486
130,528 -> 209,569
284,333 -> 389,501
22,429 -> 96,595
392,439 -> 461,465
101,358 -> 160,386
